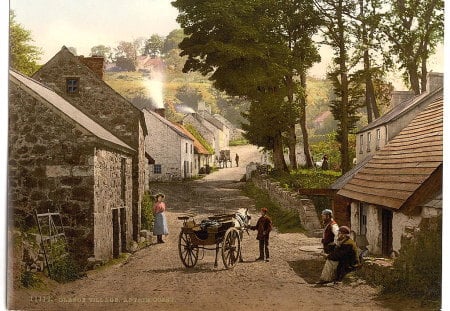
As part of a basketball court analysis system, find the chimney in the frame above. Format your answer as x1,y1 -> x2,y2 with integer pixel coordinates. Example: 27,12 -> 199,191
155,108 -> 166,118
390,90 -> 415,107
426,72 -> 443,93
78,56 -> 105,80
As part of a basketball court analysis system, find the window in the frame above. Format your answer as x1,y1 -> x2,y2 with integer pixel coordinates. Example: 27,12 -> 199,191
190,144 -> 193,154
66,77 -> 80,94
359,135 -> 364,154
367,132 -> 372,152
153,164 -> 162,174
376,129 -> 381,150
185,143 -> 188,153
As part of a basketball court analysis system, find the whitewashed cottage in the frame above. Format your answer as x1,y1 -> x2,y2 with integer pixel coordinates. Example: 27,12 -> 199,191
337,98 -> 442,256
144,109 -> 194,181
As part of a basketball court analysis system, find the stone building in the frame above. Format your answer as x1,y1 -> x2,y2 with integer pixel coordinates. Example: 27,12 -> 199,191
213,113 -> 244,141
355,72 -> 443,163
198,109 -> 230,156
183,113 -> 216,153
337,98 -> 443,256
9,70 -> 135,262
32,46 -> 148,242
144,109 -> 194,181
173,123 -> 213,176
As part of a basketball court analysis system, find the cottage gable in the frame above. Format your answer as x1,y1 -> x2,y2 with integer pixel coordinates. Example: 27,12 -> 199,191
10,70 -> 133,153
338,98 -> 443,210
32,46 -> 147,149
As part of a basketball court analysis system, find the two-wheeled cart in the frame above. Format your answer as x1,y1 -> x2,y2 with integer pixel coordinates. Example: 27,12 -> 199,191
177,214 -> 241,269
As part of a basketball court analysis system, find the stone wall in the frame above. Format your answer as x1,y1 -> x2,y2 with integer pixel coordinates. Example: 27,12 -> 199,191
32,47 -> 147,242
251,176 -> 322,233
9,82 -> 96,260
93,149 -> 133,260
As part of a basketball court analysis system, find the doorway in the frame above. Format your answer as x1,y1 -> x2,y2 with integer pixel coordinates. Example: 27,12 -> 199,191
381,209 -> 393,256
112,209 -> 120,258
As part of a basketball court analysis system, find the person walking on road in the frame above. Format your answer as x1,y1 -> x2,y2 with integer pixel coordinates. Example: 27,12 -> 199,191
250,208 -> 272,262
153,193 -> 168,243
235,153 -> 240,167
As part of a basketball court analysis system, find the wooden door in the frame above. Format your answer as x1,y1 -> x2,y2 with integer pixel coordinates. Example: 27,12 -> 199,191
112,209 -> 120,258
381,209 -> 393,257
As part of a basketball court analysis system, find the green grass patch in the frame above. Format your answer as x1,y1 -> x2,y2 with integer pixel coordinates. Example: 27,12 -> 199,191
184,124 -> 215,154
270,169 -> 341,191
242,183 -> 304,233
229,138 -> 249,146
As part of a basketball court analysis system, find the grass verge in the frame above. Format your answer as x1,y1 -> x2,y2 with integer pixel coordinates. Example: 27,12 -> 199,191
242,182 -> 304,233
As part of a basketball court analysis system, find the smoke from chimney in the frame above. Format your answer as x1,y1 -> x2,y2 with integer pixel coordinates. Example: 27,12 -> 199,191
175,104 -> 196,114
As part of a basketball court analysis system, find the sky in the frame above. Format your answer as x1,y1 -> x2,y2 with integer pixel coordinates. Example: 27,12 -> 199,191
9,0 -> 444,90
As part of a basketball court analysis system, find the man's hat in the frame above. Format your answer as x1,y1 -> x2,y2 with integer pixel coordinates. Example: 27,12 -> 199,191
261,208 -> 268,213
338,226 -> 351,234
321,209 -> 333,215
155,193 -> 165,199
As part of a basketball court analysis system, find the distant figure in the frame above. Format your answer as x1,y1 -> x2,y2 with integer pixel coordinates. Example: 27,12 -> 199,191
235,153 -> 240,167
321,154 -> 329,170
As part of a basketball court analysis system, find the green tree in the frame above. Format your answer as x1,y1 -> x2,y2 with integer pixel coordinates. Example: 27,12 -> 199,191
162,29 -> 185,54
90,45 -> 112,61
381,0 -> 444,94
314,0 -> 361,173
144,34 -> 164,56
114,41 -> 138,65
172,0 -> 292,170
9,11 -> 42,75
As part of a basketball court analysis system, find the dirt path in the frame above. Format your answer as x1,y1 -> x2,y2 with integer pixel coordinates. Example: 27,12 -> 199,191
10,145 -> 425,311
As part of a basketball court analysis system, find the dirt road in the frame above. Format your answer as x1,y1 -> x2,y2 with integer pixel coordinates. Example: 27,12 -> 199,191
11,145 -> 425,311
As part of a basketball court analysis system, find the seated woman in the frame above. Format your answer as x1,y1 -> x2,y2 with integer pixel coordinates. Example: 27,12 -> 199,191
317,226 -> 360,284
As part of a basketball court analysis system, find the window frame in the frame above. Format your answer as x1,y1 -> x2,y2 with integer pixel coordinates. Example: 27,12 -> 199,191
153,164 -> 162,174
66,77 -> 80,95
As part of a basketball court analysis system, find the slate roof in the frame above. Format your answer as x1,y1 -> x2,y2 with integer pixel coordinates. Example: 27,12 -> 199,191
338,98 -> 443,210
10,70 -> 134,152
143,109 -> 192,141
357,86 -> 443,133
172,123 -> 212,155
199,111 -> 225,130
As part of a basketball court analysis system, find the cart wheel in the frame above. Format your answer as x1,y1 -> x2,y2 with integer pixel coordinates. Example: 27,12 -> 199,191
178,231 -> 199,268
222,228 -> 241,269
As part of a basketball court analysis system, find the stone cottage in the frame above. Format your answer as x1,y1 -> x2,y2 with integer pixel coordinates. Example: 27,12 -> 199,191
9,70 -> 135,262
32,46 -> 148,242
183,113 -> 216,155
355,72 -> 442,163
337,98 -> 443,256
173,123 -> 213,176
144,109 -> 194,181
198,108 -> 230,156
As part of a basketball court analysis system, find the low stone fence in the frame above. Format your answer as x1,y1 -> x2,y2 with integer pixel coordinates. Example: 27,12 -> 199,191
251,176 -> 322,233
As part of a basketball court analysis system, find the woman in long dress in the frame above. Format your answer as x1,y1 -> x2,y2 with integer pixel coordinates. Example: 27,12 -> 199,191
153,193 -> 168,243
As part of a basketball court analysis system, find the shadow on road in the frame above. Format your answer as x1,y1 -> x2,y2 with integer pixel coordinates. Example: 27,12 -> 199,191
288,259 -> 324,284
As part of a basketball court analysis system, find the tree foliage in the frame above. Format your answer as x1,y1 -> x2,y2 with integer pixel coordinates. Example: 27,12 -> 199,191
381,0 -> 444,94
90,45 -> 112,61
162,29 -> 185,54
9,11 -> 42,76
144,34 -> 164,57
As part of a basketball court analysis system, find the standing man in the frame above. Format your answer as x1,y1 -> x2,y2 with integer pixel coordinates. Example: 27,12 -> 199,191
318,226 -> 360,284
321,209 -> 339,254
235,153 -> 240,167
250,208 -> 272,262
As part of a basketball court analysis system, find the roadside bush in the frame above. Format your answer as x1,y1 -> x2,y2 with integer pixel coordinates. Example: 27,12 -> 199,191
357,216 -> 441,303
50,256 -> 81,283
242,183 -> 304,233
20,270 -> 42,288
229,138 -> 249,146
141,191 -> 154,230
269,169 -> 341,191
383,216 -> 441,300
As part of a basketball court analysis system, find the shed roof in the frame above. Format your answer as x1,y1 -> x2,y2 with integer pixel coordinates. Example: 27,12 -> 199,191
10,70 -> 134,153
338,98 -> 443,210
357,86 -> 443,133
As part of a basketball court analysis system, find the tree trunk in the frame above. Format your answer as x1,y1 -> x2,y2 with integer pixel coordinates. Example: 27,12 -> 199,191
360,0 -> 373,123
407,63 -> 421,95
273,132 -> 288,172
421,44 -> 428,93
287,126 -> 297,170
285,75 -> 298,170
299,72 -> 314,168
